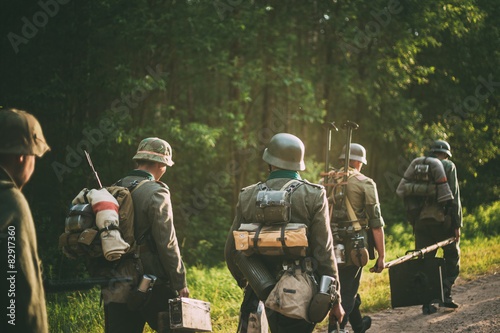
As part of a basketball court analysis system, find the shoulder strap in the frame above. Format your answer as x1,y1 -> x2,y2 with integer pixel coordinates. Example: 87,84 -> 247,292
279,179 -> 302,192
342,170 -> 363,231
129,179 -> 149,193
345,196 -> 362,231
242,182 -> 261,192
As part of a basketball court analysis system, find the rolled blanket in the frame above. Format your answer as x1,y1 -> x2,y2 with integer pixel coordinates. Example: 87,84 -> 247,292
396,156 -> 453,203
71,188 -> 88,206
72,188 -> 130,261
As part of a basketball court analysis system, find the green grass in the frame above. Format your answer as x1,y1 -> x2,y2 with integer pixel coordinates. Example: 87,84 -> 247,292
47,201 -> 500,332
357,235 -> 500,314
47,235 -> 500,332
46,288 -> 104,332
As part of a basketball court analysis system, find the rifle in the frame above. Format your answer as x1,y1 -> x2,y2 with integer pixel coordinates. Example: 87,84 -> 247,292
341,121 -> 359,199
44,276 -> 132,293
84,150 -> 102,189
323,122 -> 338,185
384,237 -> 456,269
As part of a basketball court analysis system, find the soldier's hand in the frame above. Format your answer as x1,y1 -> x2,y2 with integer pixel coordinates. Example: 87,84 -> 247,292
178,287 -> 190,298
369,256 -> 385,273
329,302 -> 345,324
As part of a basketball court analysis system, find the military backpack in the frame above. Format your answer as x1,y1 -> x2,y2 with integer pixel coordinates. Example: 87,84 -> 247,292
234,180 -> 308,258
59,180 -> 150,305
396,156 -> 453,225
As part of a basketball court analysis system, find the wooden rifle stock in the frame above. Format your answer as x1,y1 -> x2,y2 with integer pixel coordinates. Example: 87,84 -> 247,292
384,237 -> 456,269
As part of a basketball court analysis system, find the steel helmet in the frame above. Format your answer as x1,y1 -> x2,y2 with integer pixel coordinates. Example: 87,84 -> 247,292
430,140 -> 452,157
262,133 -> 306,171
339,143 -> 367,165
0,108 -> 50,157
133,137 -> 174,166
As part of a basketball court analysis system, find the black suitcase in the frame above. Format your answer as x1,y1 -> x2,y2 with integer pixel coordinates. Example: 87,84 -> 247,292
389,257 -> 446,308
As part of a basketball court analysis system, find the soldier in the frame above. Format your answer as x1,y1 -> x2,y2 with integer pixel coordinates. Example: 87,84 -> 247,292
104,137 -> 189,332
225,133 -> 344,333
0,109 -> 51,333
416,140 -> 462,314
332,143 -> 386,333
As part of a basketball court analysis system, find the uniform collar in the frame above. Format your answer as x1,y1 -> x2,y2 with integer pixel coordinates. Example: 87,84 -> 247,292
128,169 -> 155,180
0,166 -> 17,189
267,169 -> 302,181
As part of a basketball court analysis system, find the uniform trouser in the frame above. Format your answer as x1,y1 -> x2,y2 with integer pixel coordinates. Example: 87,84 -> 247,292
265,308 -> 315,333
339,265 -> 364,331
238,287 -> 268,333
414,221 -> 461,288
104,283 -> 176,333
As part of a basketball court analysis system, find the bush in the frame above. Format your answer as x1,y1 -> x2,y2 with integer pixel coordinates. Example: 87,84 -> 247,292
462,201 -> 500,239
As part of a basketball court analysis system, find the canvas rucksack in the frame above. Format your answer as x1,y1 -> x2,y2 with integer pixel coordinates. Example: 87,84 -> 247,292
233,180 -> 309,258
59,180 -> 149,304
396,156 -> 453,225
326,168 -> 370,267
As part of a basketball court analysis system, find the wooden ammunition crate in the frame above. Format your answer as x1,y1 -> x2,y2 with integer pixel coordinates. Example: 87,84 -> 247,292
169,297 -> 212,332
389,257 -> 445,308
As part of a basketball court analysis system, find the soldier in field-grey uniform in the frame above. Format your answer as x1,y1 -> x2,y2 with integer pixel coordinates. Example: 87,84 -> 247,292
225,133 -> 345,333
104,137 -> 189,333
332,144 -> 386,333
415,140 -> 462,314
0,109 -> 51,333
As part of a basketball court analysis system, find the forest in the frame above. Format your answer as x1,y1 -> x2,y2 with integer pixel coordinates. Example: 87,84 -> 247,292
1,0 -> 499,277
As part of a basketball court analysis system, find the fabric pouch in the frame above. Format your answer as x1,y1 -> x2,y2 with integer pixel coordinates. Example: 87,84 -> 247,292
265,267 -> 316,321
418,203 -> 445,223
234,223 -> 308,257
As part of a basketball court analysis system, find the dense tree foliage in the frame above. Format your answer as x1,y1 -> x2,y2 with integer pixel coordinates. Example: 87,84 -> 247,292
1,0 -> 498,274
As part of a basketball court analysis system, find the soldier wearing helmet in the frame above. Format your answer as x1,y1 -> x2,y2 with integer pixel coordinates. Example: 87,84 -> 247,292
413,140 -> 462,314
105,137 -> 189,333
0,109 -> 50,333
330,143 -> 385,333
225,133 -> 345,333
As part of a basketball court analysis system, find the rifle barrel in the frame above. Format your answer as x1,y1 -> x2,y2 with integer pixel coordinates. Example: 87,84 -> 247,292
84,150 -> 103,189
44,277 -> 132,293
384,237 -> 456,269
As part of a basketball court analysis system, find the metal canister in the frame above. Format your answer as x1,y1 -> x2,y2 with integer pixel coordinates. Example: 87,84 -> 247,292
65,203 -> 95,233
234,252 -> 276,301
137,274 -> 157,293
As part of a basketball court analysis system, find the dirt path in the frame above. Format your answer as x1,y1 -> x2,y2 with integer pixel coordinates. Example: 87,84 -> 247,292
318,273 -> 500,333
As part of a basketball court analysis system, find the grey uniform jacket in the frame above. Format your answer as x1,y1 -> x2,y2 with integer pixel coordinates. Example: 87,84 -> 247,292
121,171 -> 187,291
440,159 -> 463,228
225,177 -> 340,289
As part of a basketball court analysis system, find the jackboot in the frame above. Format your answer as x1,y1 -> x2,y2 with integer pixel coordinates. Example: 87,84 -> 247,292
351,316 -> 371,333
441,281 -> 459,309
422,303 -> 437,315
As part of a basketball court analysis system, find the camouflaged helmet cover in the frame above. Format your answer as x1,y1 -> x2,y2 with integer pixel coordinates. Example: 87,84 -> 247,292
133,137 -> 174,166
339,143 -> 367,165
0,108 -> 50,157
